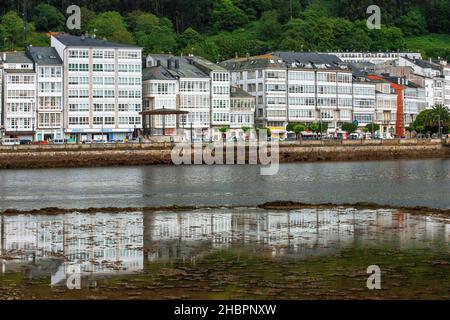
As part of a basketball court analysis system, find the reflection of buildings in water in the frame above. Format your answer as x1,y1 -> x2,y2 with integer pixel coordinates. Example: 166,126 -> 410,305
144,209 -> 450,262
0,213 -> 144,283
1,209 -> 449,275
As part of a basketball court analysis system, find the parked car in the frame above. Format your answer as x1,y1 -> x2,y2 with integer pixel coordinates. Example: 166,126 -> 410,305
33,140 -> 48,145
92,139 -> 106,144
82,139 -> 92,144
51,139 -> 66,144
19,139 -> 32,145
1,138 -> 20,145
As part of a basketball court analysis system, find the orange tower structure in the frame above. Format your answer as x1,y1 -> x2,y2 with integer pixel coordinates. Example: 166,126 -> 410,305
368,75 -> 405,138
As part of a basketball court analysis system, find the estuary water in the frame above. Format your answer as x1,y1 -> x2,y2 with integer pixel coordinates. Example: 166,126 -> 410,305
0,159 -> 448,210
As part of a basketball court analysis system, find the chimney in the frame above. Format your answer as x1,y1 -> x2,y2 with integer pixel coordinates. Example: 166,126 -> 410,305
246,52 -> 250,61
167,58 -> 173,69
175,59 -> 179,69
156,60 -> 161,67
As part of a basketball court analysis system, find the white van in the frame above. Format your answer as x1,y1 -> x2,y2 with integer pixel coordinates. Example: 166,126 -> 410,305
1,138 -> 20,145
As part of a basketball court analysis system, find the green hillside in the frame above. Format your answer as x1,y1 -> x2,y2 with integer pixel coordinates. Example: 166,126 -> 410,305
406,34 -> 450,59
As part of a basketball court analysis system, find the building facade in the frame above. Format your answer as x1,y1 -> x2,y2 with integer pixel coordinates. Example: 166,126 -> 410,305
51,34 -> 143,142
221,52 -> 356,137
229,86 -> 256,139
27,47 -> 64,141
2,52 -> 36,140
330,52 -> 422,65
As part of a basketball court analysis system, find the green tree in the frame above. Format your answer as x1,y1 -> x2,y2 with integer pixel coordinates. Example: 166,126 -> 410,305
89,11 -> 133,43
369,26 -> 405,51
178,27 -> 204,49
110,29 -> 135,44
1,11 -> 26,50
400,8 -> 427,37
80,7 -> 96,33
131,12 -> 177,54
211,0 -> 248,32
308,122 -> 328,133
256,10 -> 282,42
365,123 -> 380,134
32,4 -> 65,32
341,122 -> 358,134
293,124 -> 306,139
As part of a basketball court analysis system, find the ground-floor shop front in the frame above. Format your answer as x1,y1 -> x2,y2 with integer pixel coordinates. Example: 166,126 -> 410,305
36,130 -> 64,142
64,129 -> 138,143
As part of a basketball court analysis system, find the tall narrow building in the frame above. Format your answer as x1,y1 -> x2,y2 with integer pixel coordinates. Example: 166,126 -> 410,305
2,52 -> 36,140
27,46 -> 64,141
51,34 -> 143,142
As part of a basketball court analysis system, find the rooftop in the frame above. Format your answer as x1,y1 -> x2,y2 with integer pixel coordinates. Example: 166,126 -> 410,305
272,51 -> 346,69
188,56 -> 227,73
230,86 -> 254,99
53,34 -> 141,49
144,55 -> 209,80
27,46 -> 62,65
220,54 -> 285,71
220,52 -> 350,71
3,52 -> 33,64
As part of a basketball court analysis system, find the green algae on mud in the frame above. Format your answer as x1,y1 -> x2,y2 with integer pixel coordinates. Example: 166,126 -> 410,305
2,201 -> 450,217
1,248 -> 449,300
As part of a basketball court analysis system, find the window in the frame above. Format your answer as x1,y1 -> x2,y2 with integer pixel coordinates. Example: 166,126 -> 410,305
104,64 -> 115,72
94,104 -> 103,112
104,104 -> 115,111
93,64 -> 103,72
104,77 -> 115,85
104,117 -> 115,125
69,117 -> 89,125
104,51 -> 115,59
93,77 -> 103,85
93,50 -> 103,59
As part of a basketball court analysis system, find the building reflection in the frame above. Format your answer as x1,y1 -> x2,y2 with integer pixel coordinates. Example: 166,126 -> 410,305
0,212 -> 144,284
0,208 -> 449,283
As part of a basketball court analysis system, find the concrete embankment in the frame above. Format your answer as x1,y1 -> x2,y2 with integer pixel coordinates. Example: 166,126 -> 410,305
0,139 -> 448,169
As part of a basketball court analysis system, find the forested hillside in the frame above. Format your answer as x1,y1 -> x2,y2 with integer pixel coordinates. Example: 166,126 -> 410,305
0,0 -> 449,61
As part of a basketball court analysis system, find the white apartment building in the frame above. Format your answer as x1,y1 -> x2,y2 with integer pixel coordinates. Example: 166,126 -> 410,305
0,57 -> 3,135
221,55 -> 286,135
352,81 -> 376,127
143,54 -> 236,140
434,77 -> 445,106
444,65 -> 450,108
190,56 -> 231,128
221,52 -> 355,137
27,46 -> 64,141
374,81 -> 397,138
404,83 -> 427,126
142,59 -> 179,135
144,55 -> 210,139
229,86 -> 255,138
2,52 -> 36,140
330,52 -> 422,65
51,34 -> 142,142
376,56 -> 448,109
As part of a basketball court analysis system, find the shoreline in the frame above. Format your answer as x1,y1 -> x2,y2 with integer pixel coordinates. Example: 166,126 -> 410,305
0,140 -> 448,169
2,201 -> 449,218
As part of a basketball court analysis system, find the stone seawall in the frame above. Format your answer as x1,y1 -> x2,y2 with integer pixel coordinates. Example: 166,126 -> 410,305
0,140 -> 448,169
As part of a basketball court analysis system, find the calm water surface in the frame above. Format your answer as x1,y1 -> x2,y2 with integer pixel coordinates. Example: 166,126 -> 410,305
0,159 -> 448,210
